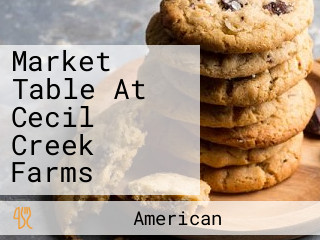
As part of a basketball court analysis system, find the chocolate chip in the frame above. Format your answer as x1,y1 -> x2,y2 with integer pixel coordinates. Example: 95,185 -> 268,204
220,0 -> 243,11
263,0 -> 293,16
305,106 -> 320,136
266,54 -> 274,63
190,3 -> 196,9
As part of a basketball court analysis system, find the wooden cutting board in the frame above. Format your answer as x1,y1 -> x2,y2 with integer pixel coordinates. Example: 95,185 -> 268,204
81,59 -> 320,201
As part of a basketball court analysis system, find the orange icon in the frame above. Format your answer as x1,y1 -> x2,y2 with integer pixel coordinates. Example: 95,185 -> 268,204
13,207 -> 33,229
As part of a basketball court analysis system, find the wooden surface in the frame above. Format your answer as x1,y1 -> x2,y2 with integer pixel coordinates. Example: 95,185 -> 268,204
83,59 -> 320,201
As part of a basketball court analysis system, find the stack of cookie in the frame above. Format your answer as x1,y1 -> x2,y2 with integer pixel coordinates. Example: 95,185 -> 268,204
146,0 -> 316,193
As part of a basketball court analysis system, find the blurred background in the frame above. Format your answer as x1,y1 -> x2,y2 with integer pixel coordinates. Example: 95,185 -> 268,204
0,0 -> 319,58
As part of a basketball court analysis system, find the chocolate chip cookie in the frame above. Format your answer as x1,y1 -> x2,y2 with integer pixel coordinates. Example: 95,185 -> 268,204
201,132 -> 303,168
139,55 -> 276,128
146,13 -> 311,79
200,78 -> 306,128
200,42 -> 313,106
201,100 -> 276,128
200,80 -> 316,149
201,132 -> 302,193
160,0 -> 314,53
